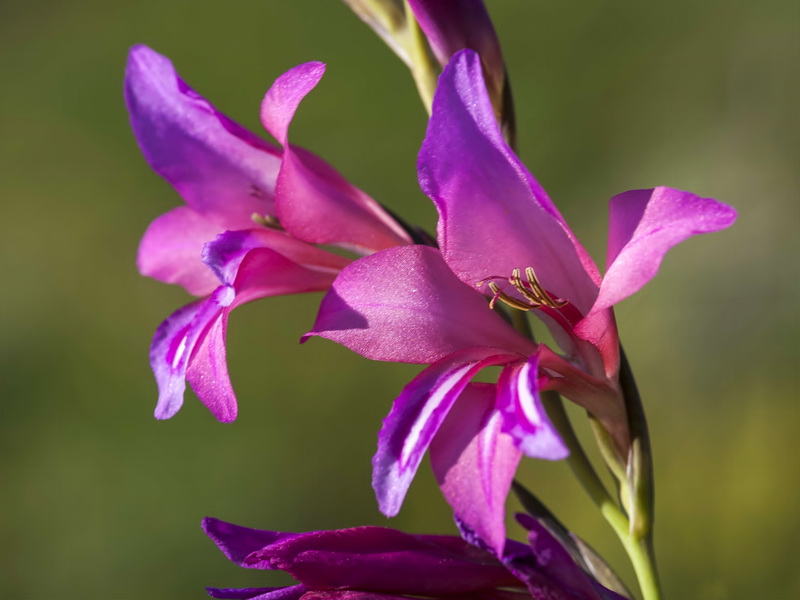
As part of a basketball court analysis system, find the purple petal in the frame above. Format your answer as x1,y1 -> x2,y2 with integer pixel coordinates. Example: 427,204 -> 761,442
207,587 -> 305,600
496,353 -> 569,460
137,206 -> 223,295
185,244 -> 344,421
261,62 -> 326,146
373,349 -> 517,517
429,383 -> 522,556
153,234 -> 345,422
300,593 -> 416,600
249,527 -> 518,595
408,0 -> 501,67
202,517 -> 298,569
512,514 -> 612,600
594,186 -> 738,311
125,45 -> 280,229
418,49 -> 601,316
260,63 -> 410,251
407,0 -> 504,106
306,246 -> 535,364
150,291 -> 230,420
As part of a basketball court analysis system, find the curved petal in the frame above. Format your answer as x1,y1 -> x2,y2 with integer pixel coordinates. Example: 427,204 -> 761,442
373,349 -> 517,517
137,206 -> 223,295
152,237 -> 343,422
185,242 -> 344,421
261,62 -> 326,146
207,587 -> 306,600
248,527 -> 518,595
261,62 -> 410,251
496,353 -> 569,460
418,49 -> 601,315
149,290 -> 231,420
594,186 -> 738,311
230,246 -> 343,306
185,308 -> 236,422
125,45 -> 280,228
203,229 -> 349,287
430,383 -> 521,557
202,517 -> 297,570
305,246 -> 535,364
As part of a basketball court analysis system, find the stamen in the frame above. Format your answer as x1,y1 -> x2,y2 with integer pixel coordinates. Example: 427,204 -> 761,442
477,267 -> 567,312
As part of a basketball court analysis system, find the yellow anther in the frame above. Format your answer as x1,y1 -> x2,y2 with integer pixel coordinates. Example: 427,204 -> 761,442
478,267 -> 567,312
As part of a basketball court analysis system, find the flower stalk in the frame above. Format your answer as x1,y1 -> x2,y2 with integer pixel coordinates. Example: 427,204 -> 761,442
511,314 -> 663,600
403,1 -> 438,113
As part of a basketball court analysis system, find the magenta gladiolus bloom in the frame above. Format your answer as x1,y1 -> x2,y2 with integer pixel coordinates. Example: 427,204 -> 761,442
202,515 -> 628,600
307,49 -> 736,552
126,46 -> 410,422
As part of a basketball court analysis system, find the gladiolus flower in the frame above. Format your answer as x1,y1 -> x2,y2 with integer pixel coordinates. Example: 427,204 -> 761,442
202,514 -> 628,600
307,49 -> 736,552
126,46 -> 410,422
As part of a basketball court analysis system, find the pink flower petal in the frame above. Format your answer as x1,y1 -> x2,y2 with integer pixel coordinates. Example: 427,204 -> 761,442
595,186 -> 737,311
125,45 -> 280,229
185,307 -> 236,423
150,290 -> 230,420
261,62 -> 410,251
430,383 -> 522,557
260,62 -> 327,146
496,354 -> 569,460
275,147 -> 411,251
373,349 -> 517,517
185,244 -> 344,421
137,206 -> 222,296
306,246 -> 535,364
419,49 -> 601,315
203,229 -> 349,288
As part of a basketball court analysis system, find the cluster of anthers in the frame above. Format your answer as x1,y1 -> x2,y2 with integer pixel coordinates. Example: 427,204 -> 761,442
478,267 -> 568,312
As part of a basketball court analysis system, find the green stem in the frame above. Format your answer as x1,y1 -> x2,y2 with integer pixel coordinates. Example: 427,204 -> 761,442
403,1 -> 438,114
541,392 -> 615,512
544,393 -> 664,600
509,316 -> 661,600
618,534 -> 661,600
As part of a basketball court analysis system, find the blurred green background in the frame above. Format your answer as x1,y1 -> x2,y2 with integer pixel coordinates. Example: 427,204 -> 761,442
1,1 -> 798,598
